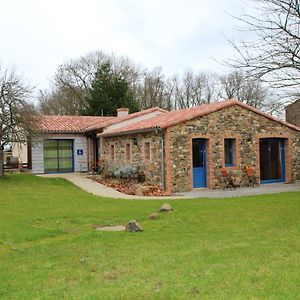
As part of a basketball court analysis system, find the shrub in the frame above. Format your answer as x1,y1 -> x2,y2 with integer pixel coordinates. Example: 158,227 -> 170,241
113,165 -> 138,179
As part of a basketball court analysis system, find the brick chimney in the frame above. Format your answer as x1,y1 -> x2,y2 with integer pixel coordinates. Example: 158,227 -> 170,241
117,108 -> 129,117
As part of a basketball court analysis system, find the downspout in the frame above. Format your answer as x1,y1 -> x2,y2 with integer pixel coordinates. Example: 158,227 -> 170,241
154,127 -> 165,189
160,131 -> 165,189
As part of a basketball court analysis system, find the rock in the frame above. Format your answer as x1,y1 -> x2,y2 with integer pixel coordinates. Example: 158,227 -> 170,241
126,220 -> 143,232
149,212 -> 160,220
160,203 -> 173,212
134,185 -> 144,196
134,184 -> 148,196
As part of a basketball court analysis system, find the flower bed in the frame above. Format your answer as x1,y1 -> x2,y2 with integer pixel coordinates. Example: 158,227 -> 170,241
88,176 -> 167,196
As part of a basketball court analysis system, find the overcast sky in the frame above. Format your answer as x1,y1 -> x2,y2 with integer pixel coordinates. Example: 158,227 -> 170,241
0,0 -> 248,94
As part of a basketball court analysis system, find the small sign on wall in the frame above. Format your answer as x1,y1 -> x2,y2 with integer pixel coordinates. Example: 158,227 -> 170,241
77,149 -> 83,155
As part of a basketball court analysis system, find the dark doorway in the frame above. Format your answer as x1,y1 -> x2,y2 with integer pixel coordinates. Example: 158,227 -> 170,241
259,138 -> 286,183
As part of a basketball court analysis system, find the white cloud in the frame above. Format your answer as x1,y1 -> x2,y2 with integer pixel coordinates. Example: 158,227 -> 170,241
0,0 -> 249,92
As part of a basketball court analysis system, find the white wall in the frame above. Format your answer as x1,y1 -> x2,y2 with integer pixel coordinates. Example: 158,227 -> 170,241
31,134 -> 88,174
11,142 -> 28,163
32,137 -> 44,174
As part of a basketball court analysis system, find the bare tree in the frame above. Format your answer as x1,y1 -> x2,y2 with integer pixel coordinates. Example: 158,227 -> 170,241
136,67 -> 173,110
219,71 -> 268,108
0,66 -> 36,176
228,0 -> 300,98
38,86 -> 85,115
172,71 -> 218,109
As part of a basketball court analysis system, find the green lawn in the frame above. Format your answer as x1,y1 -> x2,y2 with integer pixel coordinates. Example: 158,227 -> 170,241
0,174 -> 300,299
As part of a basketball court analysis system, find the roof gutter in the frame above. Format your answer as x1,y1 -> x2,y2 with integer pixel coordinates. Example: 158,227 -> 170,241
37,130 -> 84,134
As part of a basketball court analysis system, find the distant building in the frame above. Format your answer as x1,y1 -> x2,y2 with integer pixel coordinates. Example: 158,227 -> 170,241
286,99 -> 300,127
12,143 -> 28,164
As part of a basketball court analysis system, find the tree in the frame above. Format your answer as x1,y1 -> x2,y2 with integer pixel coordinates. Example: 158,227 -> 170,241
172,72 -> 218,109
219,71 -> 267,108
38,86 -> 84,115
0,66 -> 36,176
82,62 -> 140,116
136,67 -> 173,110
39,51 -> 141,115
229,0 -> 300,98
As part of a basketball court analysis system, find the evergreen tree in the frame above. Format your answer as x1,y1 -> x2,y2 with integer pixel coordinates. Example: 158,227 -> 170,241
81,62 -> 140,116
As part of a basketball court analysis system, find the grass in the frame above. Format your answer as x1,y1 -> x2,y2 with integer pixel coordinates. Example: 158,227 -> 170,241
0,174 -> 300,299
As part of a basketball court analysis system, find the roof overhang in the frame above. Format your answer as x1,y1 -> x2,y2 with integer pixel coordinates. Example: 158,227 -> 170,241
99,126 -> 162,137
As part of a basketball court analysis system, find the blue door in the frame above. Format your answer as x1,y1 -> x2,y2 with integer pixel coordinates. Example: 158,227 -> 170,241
259,138 -> 286,183
192,139 -> 207,188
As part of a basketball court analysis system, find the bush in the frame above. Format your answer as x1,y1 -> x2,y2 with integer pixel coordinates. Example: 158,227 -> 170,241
113,165 -> 138,179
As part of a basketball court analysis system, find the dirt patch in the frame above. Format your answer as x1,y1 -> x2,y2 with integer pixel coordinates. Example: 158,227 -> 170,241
94,225 -> 126,232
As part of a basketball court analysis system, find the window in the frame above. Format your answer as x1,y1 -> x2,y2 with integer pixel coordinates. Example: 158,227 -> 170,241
125,143 -> 131,161
224,138 -> 235,166
110,144 -> 115,160
144,142 -> 151,161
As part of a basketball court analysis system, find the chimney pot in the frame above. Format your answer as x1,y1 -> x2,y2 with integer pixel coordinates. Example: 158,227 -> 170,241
117,108 -> 129,117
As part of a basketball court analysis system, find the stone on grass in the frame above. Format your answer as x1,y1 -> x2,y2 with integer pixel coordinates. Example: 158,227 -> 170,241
149,212 -> 160,220
126,220 -> 143,232
160,203 -> 173,212
94,225 -> 125,231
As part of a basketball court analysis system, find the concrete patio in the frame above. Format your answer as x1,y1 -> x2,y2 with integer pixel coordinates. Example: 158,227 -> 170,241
38,173 -> 300,199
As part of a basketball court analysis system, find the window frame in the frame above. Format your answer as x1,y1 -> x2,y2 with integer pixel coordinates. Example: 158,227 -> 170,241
224,138 -> 236,167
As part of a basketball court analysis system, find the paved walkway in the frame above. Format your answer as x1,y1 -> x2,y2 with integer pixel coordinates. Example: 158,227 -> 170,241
39,173 -> 300,200
39,173 -> 179,200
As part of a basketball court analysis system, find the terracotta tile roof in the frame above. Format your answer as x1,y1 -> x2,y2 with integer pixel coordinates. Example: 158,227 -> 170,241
35,107 -> 168,133
100,99 -> 300,137
84,107 -> 168,132
36,115 -> 114,133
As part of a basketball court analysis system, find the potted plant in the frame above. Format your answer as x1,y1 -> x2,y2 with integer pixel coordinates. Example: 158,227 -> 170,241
246,165 -> 255,177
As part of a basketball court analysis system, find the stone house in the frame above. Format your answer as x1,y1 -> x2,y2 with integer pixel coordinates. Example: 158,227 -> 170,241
31,99 -> 300,193
100,100 -> 300,193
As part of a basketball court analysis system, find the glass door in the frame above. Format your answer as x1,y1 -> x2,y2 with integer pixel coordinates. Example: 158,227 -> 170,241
44,140 -> 74,173
259,138 -> 286,183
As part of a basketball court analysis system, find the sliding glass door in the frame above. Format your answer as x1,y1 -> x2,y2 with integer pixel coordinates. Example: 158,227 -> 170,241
44,140 -> 74,173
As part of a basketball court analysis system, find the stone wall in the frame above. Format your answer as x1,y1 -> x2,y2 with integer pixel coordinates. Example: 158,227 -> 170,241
101,104 -> 300,193
101,131 -> 163,185
167,105 -> 300,192
286,100 -> 300,127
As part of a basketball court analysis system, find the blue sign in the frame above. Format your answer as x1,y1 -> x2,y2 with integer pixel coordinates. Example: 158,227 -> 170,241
77,149 -> 83,155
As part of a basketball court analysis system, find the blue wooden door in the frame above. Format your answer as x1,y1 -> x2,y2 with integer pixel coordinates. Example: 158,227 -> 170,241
192,139 -> 207,188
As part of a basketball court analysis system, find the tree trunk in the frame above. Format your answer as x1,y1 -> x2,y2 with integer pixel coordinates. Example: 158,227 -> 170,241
0,147 -> 4,177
